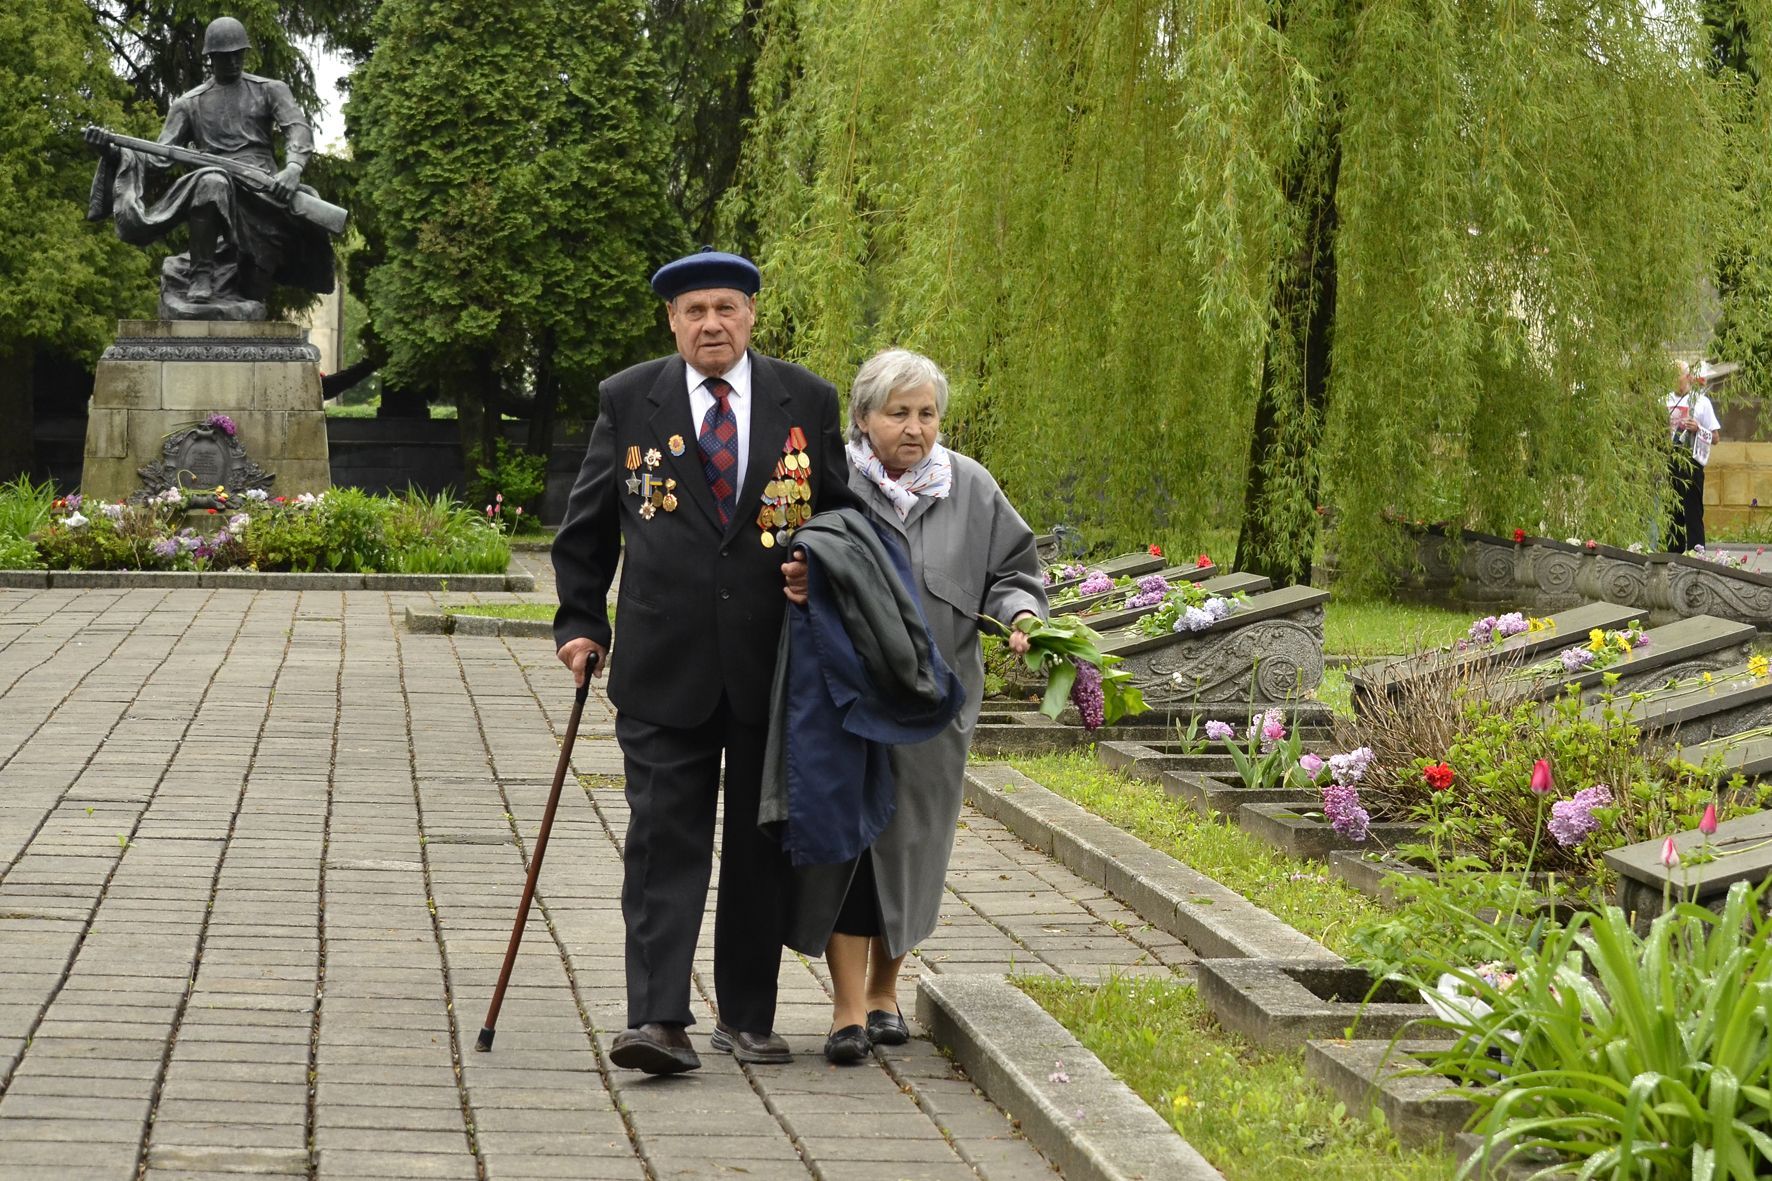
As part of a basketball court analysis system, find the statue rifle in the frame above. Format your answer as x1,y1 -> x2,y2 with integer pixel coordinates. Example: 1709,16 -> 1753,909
85,127 -> 348,236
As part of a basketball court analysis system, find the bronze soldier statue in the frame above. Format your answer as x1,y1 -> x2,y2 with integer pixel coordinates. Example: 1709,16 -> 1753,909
85,16 -> 346,320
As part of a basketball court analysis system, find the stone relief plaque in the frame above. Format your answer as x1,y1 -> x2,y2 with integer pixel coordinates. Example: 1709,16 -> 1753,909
135,421 -> 275,507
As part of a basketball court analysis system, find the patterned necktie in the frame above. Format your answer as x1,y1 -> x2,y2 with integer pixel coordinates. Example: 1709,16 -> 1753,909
698,377 -> 738,525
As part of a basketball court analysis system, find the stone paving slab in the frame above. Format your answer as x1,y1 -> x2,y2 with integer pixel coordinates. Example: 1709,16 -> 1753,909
0,579 -> 1218,1180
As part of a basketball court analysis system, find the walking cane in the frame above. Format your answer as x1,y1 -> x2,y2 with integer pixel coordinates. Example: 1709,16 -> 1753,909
475,652 -> 598,1052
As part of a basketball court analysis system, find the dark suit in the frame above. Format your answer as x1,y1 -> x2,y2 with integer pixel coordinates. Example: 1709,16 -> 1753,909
553,349 -> 856,1032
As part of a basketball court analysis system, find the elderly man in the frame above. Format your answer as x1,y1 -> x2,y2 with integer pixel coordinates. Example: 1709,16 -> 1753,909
553,248 -> 858,1074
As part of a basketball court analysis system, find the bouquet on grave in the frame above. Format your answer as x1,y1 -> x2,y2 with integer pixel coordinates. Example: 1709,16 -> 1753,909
990,613 -> 1148,731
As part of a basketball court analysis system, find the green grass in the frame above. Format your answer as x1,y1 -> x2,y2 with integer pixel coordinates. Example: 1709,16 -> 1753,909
1323,599 -> 1472,659
1019,975 -> 1455,1181
443,601 -> 555,621
1005,752 -> 1380,953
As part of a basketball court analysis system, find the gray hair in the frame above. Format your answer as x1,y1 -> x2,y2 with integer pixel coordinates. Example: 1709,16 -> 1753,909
848,349 -> 949,443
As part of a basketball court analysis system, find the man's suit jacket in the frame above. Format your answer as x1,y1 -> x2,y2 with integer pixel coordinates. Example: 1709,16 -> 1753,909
553,350 -> 858,728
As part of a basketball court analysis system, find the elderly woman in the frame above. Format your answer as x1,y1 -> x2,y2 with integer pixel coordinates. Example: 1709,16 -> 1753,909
811,348 -> 1047,1063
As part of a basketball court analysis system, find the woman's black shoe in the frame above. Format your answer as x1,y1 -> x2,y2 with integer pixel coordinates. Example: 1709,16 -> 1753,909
865,1008 -> 910,1046
824,1025 -> 872,1065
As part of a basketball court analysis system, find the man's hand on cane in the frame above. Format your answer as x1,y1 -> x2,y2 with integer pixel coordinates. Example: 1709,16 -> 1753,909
557,637 -> 607,686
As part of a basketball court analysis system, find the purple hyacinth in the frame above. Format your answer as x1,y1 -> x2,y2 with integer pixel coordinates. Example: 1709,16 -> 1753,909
1560,647 -> 1597,673
1495,612 -> 1529,638
1548,784 -> 1613,848
206,413 -> 238,436
1077,572 -> 1115,596
1069,660 -> 1105,730
1328,746 -> 1374,785
1322,783 -> 1370,842
1204,719 -> 1235,742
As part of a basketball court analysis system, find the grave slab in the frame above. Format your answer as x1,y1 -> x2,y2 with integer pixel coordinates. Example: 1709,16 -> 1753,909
1303,1038 -> 1472,1149
1352,600 -> 1642,716
1589,662 -> 1772,746
1514,614 -> 1756,703
1192,959 -> 1433,1051
1602,807 -> 1772,927
1097,583 -> 1329,706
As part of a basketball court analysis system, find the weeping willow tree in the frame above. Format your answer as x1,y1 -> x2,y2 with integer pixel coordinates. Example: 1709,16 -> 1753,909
734,0 -> 1751,588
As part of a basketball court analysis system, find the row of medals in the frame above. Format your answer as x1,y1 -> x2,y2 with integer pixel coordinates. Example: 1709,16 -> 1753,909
624,445 -> 676,520
759,427 -> 812,549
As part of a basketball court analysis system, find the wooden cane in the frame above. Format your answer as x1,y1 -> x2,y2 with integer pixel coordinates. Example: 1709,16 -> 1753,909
475,654 -> 596,1052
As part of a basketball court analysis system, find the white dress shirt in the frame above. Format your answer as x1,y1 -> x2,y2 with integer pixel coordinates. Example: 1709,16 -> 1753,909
686,351 -> 753,494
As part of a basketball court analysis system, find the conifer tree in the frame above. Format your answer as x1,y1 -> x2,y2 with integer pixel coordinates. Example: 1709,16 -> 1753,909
0,0 -> 157,481
350,0 -> 682,465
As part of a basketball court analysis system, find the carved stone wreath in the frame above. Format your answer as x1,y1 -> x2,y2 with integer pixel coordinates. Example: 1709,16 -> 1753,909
134,423 -> 275,507
1125,611 -> 1326,706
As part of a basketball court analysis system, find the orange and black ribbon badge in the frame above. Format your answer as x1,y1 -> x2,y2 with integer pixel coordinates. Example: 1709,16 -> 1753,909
624,446 -> 642,495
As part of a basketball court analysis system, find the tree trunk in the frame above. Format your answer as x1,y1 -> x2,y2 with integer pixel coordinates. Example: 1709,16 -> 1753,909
450,349 -> 499,500
1233,117 -> 1341,588
0,345 -> 36,484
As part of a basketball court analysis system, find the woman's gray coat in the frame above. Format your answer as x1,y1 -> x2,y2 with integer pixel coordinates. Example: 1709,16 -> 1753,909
787,450 -> 1046,958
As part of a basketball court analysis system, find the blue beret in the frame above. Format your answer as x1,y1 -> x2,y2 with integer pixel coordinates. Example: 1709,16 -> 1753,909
650,247 -> 760,300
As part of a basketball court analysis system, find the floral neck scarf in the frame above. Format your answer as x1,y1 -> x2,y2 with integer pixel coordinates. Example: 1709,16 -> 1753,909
846,438 -> 953,521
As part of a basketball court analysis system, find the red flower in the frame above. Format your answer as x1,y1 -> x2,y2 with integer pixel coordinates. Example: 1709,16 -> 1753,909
1196,554 -> 1212,568
1530,759 -> 1554,794
1584,539 -> 1597,550
206,508 -> 217,515
1512,528 -> 1526,544
1148,543 -> 1163,557
1423,762 -> 1455,792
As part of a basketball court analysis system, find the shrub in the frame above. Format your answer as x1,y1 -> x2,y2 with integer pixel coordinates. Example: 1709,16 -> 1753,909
383,488 -> 510,573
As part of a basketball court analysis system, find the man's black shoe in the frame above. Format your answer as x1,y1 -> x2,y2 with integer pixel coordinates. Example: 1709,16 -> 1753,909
865,1008 -> 910,1046
609,1023 -> 700,1074
709,1023 -> 791,1064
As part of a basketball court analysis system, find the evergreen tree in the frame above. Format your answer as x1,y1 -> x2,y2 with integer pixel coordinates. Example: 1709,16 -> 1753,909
0,0 -> 158,482
349,0 -> 683,465
739,0 -> 1741,588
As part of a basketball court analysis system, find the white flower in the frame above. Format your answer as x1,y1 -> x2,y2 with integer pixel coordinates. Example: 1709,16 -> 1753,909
228,513 -> 250,532
63,512 -> 89,529
1565,537 -> 1582,546
155,488 -> 184,505
1203,596 -> 1232,619
243,488 -> 269,502
295,492 -> 320,506
100,503 -> 126,521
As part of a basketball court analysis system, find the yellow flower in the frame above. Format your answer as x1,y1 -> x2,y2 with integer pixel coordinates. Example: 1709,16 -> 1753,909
1703,671 -> 1715,685
1750,655 -> 1770,679
1588,628 -> 1606,653
1614,634 -> 1632,655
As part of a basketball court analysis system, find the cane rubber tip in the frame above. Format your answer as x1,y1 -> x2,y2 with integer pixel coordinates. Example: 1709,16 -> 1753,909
475,1028 -> 495,1052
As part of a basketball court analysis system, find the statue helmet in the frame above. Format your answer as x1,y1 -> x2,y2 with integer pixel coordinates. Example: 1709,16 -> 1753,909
202,16 -> 252,55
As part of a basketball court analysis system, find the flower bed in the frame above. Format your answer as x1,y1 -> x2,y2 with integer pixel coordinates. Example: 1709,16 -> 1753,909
1,480 -> 511,575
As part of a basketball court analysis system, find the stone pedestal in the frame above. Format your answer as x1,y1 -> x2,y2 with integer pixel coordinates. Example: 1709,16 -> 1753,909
81,320 -> 332,504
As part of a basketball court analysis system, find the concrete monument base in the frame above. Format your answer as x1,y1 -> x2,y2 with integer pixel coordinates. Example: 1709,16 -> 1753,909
80,320 -> 332,504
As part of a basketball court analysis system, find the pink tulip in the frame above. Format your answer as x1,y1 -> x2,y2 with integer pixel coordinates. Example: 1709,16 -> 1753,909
1660,836 -> 1680,868
1699,802 -> 1718,836
1530,759 -> 1553,794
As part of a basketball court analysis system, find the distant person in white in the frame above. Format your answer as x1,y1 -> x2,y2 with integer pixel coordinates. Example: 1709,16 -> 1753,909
1666,360 -> 1722,552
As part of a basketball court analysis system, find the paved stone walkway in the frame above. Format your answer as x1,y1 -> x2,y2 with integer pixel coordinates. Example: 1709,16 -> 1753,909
0,564 -> 1190,1181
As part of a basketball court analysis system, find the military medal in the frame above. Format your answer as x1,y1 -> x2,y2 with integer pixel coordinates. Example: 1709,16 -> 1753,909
639,501 -> 656,521
625,446 -> 642,496
668,434 -> 685,457
644,447 -> 662,469
661,478 -> 678,513
758,426 -> 814,548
